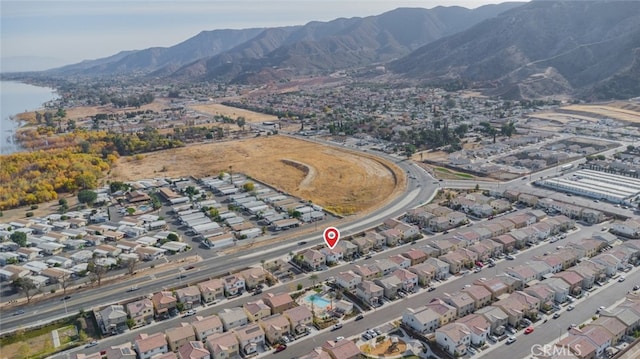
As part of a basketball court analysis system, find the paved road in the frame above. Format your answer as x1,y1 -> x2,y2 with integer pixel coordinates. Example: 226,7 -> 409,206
54,213 -> 607,358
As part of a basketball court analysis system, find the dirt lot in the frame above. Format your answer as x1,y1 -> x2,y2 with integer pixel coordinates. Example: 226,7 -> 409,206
109,136 -> 404,215
189,103 -> 279,123
360,338 -> 407,356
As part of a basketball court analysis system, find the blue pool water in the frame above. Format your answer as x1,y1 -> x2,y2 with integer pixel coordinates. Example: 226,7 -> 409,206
138,205 -> 151,212
305,294 -> 331,308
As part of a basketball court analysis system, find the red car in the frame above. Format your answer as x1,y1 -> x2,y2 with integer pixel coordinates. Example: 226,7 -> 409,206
524,326 -> 534,334
274,344 -> 287,353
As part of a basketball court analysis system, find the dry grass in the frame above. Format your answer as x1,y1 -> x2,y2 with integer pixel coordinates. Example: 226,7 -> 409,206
188,103 -> 279,123
109,135 -> 404,215
360,338 -> 407,357
561,104 -> 640,123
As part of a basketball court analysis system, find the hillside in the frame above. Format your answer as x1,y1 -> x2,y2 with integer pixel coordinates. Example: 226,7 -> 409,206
389,1 -> 640,99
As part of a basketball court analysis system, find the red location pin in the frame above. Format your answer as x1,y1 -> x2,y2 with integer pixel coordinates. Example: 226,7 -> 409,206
323,227 -> 340,249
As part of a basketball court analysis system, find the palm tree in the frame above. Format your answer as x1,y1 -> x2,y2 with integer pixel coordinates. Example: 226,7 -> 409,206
310,274 -> 319,288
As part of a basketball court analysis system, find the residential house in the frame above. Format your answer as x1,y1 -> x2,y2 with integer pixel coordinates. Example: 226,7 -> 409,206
468,242 -> 491,262
602,307 -> 640,335
198,279 -> 225,304
126,299 -> 154,329
480,239 -> 503,258
408,262 -> 436,287
178,342 -> 210,359
335,271 -> 362,291
352,264 -> 380,281
375,275 -> 402,300
350,237 -> 372,254
544,278 -> 571,304
238,267 -> 267,290
506,265 -> 538,285
283,305 -> 313,336
569,326 -> 612,358
105,344 -> 137,359
336,241 -> 357,260
206,332 -> 239,359
373,259 -> 398,276
426,299 -> 457,326
491,234 -> 516,253
589,316 -> 626,345
167,323 -> 197,351
392,269 -> 418,292
476,306 -> 509,335
403,306 -> 440,334
436,322 -> 471,357
243,300 -> 271,322
380,228 -> 402,247
556,334 -> 597,359
592,253 -> 622,276
176,286 -> 202,309
152,291 -> 178,318
510,291 -> 542,313
319,247 -> 343,265
611,219 -> 640,238
218,307 -> 249,331
528,260 -> 553,280
135,333 -> 168,359
232,323 -> 265,356
456,314 -> 490,347
402,248 -> 429,265
99,305 -> 128,334
192,315 -> 224,342
461,285 -> 493,310
262,292 -> 296,314
223,274 -> 246,297
537,255 -> 563,274
363,231 -> 386,249
297,347 -> 332,359
474,278 -> 510,300
524,283 -> 555,309
388,254 -> 411,269
302,249 -> 326,271
444,292 -> 476,318
554,271 -> 586,296
356,280 -> 384,307
321,339 -> 361,359
259,314 -> 291,345
568,239 -> 604,258
494,296 -> 526,327
425,258 -> 449,280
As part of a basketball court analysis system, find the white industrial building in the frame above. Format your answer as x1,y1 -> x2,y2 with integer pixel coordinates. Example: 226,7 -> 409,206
537,169 -> 640,204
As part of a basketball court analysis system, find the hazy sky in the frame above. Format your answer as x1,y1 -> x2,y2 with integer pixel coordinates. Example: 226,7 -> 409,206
1,0 -> 510,71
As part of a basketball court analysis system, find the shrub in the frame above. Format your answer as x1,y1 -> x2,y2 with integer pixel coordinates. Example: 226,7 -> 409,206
26,211 -> 34,217
30,205 -> 39,210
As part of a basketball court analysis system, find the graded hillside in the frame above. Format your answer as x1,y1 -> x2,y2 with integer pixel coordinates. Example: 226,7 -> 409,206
109,136 -> 404,215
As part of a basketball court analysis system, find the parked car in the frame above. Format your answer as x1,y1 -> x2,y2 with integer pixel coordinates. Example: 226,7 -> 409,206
633,285 -> 639,291
183,309 -> 196,317
567,305 -> 575,311
274,344 -> 287,353
427,286 -> 436,292
506,336 -> 517,344
524,327 -> 534,334
85,341 -> 98,348
618,276 -> 626,282
506,255 -> 516,260
332,323 -> 343,331
553,313 -> 561,319
355,314 -> 364,321
335,336 -> 344,342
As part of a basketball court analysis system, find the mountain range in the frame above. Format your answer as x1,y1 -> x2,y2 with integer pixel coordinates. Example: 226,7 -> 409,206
30,1 -> 640,99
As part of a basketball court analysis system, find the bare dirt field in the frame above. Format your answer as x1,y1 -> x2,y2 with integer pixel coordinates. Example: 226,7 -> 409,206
360,338 -> 407,357
188,103 -> 279,123
109,136 -> 404,215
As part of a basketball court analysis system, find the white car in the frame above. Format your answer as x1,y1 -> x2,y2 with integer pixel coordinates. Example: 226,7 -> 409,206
335,336 -> 344,342
506,336 -> 517,344
618,276 -> 626,282
567,305 -> 575,311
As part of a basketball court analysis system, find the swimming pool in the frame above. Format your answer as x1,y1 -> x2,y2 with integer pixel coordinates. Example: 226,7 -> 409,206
138,205 -> 151,212
305,294 -> 331,308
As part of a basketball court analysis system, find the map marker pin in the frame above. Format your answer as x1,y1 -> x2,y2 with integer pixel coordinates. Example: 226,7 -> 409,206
323,227 -> 340,249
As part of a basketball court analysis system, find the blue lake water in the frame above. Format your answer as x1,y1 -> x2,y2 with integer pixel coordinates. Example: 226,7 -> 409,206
1,81 -> 58,154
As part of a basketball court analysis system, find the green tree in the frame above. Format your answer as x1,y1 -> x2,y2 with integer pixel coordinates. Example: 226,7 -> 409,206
58,198 -> 68,206
236,116 -> 246,131
13,277 -> 39,303
126,318 -> 135,329
126,207 -> 136,215
87,259 -> 108,287
243,182 -> 255,192
10,231 -> 27,247
167,233 -> 179,242
77,190 -> 98,205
